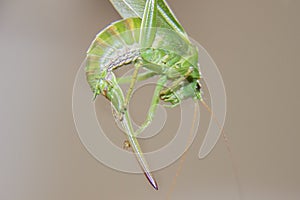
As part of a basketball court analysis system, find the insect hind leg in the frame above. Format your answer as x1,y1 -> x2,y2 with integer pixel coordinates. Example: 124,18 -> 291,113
134,75 -> 167,136
121,61 -> 143,114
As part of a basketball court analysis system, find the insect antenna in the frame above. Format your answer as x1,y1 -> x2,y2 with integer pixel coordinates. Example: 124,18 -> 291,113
166,101 -> 199,200
200,100 -> 242,200
166,100 -> 242,199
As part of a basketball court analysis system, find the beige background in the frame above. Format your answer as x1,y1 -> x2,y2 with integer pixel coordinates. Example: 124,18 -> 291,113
1,0 -> 299,199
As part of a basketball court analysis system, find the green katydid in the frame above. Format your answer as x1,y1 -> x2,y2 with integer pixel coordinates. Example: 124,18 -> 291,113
85,0 -> 202,190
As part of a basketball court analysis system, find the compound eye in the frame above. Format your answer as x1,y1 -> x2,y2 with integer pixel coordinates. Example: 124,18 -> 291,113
196,80 -> 202,91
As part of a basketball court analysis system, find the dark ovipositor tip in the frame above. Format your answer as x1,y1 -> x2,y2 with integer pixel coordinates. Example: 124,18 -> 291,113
144,172 -> 158,190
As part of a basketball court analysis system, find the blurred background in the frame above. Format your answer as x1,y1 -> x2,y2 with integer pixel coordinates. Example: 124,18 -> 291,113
0,0 -> 299,199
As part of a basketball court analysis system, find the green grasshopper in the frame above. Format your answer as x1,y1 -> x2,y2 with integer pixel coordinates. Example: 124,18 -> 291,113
85,0 -> 202,190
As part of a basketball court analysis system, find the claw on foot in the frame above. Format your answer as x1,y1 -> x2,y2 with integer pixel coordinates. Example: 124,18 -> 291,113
123,140 -> 131,150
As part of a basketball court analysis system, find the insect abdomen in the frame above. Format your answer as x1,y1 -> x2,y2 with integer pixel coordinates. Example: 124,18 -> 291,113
85,18 -> 142,94
107,49 -> 140,71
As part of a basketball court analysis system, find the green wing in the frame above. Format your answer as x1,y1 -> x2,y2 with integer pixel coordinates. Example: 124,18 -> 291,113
109,0 -> 188,40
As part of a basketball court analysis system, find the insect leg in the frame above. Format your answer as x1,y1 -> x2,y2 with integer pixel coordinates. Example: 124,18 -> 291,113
123,61 -> 142,112
117,71 -> 157,84
160,66 -> 194,97
134,75 -> 167,136
122,0 -> 158,112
